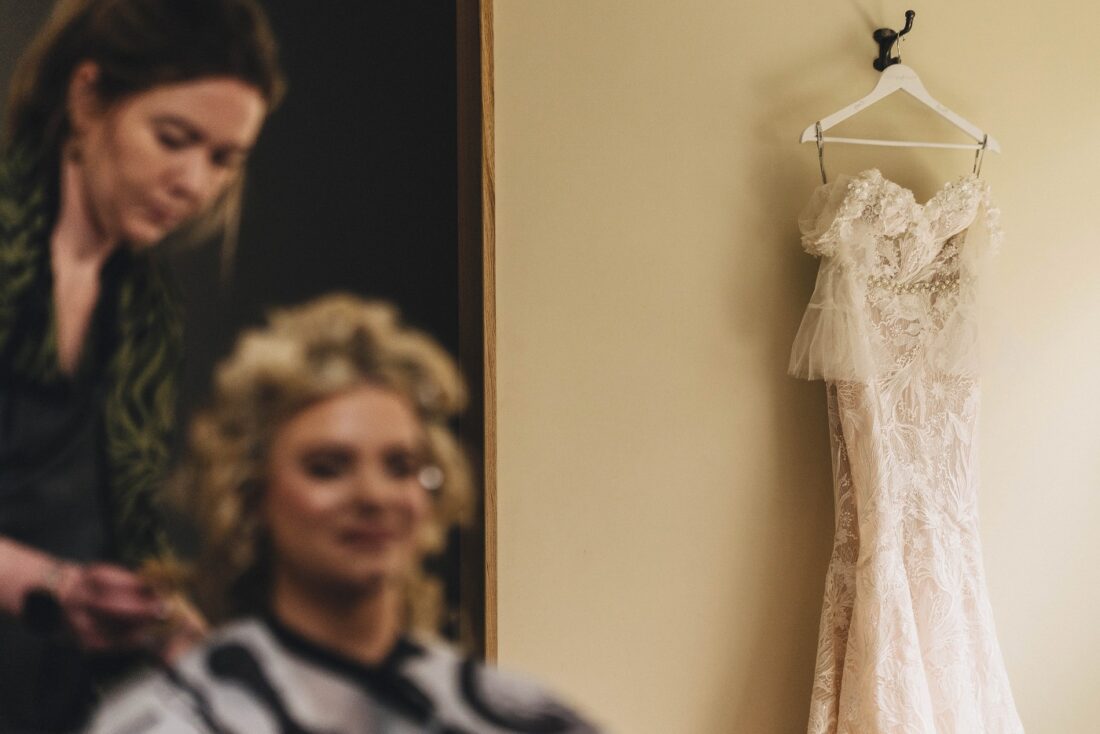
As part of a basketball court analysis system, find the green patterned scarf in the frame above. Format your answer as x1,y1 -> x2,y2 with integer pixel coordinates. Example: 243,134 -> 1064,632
0,143 -> 181,567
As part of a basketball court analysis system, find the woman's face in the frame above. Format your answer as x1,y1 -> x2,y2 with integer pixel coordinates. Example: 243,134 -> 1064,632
72,68 -> 266,247
264,384 -> 433,599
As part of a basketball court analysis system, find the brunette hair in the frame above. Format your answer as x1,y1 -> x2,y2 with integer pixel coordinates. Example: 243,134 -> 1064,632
181,295 -> 473,628
3,0 -> 284,156
3,0 -> 285,256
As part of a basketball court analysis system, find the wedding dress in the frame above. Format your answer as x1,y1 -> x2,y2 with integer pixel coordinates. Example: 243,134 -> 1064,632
790,169 -> 1024,734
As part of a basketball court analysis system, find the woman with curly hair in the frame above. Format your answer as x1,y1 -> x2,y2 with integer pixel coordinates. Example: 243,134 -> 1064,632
88,295 -> 599,733
0,0 -> 284,729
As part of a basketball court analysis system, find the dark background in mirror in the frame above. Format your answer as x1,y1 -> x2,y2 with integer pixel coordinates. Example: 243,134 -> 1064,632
176,2 -> 459,405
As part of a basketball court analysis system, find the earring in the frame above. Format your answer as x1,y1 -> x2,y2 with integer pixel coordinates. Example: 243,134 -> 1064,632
64,132 -> 84,163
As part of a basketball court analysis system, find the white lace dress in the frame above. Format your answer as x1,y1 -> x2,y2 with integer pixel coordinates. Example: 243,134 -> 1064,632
790,169 -> 1024,734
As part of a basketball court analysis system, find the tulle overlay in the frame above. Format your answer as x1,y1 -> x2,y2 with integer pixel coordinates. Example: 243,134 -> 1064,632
790,169 -> 1001,382
791,170 -> 1023,734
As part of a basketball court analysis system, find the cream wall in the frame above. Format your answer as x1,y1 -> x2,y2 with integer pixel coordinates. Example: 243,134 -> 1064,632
492,2 -> 1100,732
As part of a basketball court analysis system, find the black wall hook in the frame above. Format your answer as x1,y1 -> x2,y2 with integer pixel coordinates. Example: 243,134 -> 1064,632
873,10 -> 916,71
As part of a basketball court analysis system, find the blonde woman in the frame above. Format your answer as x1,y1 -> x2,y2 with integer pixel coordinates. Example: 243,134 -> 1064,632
89,295 -> 599,733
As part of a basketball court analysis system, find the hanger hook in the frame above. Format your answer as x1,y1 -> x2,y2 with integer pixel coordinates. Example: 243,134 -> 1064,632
898,10 -> 916,39
873,10 -> 916,71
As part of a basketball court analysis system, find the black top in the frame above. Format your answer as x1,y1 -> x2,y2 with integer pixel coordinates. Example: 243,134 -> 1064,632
0,251 -> 135,732
0,249 -> 124,559
0,145 -> 183,732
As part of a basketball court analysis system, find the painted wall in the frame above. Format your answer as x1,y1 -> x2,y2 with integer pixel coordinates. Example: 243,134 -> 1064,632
492,1 -> 1100,732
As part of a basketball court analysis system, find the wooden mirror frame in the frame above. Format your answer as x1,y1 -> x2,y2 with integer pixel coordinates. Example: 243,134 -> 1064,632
457,0 -> 497,660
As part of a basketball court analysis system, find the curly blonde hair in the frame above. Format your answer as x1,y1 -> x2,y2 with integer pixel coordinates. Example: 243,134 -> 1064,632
180,294 -> 472,630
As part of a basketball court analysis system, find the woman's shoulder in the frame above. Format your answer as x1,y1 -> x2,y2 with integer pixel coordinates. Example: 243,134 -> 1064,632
85,619 -> 276,734
90,619 -> 406,733
83,665 -> 208,734
0,146 -> 53,359
405,635 -> 602,733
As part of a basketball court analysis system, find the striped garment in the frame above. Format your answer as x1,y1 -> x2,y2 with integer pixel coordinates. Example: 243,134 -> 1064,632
88,616 -> 603,734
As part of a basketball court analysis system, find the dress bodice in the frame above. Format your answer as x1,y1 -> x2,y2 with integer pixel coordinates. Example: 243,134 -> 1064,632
789,169 -> 1002,383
